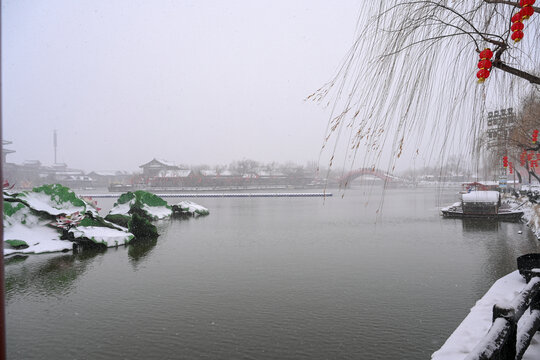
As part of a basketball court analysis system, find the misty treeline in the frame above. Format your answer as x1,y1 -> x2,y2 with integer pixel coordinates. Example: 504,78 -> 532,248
398,156 -> 475,181
190,159 -> 336,177
310,0 -> 539,176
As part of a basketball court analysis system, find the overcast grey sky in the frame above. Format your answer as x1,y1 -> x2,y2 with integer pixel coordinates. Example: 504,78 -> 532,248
3,0 -> 360,172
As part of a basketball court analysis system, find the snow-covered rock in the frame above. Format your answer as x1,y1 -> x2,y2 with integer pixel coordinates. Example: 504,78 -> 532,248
105,191 -> 171,239
69,226 -> 134,247
12,184 -> 87,216
107,191 -> 172,221
173,200 -> 210,216
4,184 -> 135,255
67,217 -> 135,247
3,200 -> 71,255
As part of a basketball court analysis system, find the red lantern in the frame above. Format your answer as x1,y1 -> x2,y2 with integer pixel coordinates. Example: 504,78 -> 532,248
533,129 -> 539,143
477,59 -> 492,69
479,48 -> 493,60
503,156 -> 509,168
476,48 -> 493,82
509,162 -> 514,174
477,69 -> 490,82
512,30 -> 524,42
511,22 -> 524,32
512,12 -> 523,23
511,9 -> 525,42
520,0 -> 536,20
521,5 -> 535,19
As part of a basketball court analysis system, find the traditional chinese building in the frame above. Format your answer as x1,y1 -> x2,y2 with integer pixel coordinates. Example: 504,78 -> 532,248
139,159 -> 181,178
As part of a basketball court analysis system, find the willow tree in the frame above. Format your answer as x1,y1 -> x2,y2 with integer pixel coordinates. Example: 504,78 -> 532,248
312,1 -> 540,179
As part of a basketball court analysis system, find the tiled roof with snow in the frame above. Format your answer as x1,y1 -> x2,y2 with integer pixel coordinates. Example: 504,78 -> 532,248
462,191 -> 499,203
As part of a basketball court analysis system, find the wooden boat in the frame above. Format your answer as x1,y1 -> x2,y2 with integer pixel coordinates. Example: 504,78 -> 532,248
441,191 -> 523,220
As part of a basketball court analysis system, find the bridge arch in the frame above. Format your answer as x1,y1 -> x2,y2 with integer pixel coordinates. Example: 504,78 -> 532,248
338,168 -> 396,188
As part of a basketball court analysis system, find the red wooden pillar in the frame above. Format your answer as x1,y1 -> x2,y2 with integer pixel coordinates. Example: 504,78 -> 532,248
0,1 -> 7,358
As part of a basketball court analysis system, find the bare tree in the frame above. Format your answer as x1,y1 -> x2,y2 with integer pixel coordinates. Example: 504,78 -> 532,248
507,92 -> 540,181
509,93 -> 540,150
230,159 -> 259,176
311,1 -> 540,174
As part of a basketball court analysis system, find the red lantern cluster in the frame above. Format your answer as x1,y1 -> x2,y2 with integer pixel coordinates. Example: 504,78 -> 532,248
503,156 -> 509,168
511,11 -> 524,42
511,0 -> 536,42
509,162 -> 514,174
519,150 -> 540,167
533,129 -> 539,143
477,48 -> 493,83
520,0 -> 536,19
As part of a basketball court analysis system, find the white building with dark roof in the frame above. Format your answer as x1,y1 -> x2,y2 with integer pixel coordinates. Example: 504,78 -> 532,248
139,158 -> 181,178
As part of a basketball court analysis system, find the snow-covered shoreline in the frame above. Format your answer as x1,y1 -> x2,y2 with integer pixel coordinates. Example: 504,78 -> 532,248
432,271 -> 540,360
505,195 -> 540,239
433,193 -> 540,359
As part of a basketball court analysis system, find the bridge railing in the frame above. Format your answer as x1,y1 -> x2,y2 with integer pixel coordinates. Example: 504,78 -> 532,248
464,270 -> 540,360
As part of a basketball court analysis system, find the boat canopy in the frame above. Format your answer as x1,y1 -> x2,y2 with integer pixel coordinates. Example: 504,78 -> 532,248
462,191 -> 499,203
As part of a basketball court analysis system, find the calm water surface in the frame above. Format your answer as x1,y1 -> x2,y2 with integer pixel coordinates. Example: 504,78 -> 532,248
5,188 -> 540,359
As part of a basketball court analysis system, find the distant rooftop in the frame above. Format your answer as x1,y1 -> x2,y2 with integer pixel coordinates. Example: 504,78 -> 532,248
140,158 -> 180,169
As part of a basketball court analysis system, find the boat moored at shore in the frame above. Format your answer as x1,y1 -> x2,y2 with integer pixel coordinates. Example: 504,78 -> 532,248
441,191 -> 523,220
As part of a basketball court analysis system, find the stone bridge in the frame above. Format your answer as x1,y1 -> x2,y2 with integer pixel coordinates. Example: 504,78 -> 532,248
338,168 -> 401,188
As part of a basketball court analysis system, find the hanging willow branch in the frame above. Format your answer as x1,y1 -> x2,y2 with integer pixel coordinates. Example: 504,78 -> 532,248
311,0 -> 540,175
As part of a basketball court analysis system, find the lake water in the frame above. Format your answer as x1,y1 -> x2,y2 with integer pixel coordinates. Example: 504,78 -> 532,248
5,187 -> 540,359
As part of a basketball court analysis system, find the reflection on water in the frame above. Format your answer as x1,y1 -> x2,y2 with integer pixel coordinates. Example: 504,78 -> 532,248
126,220 -> 171,268
461,218 -> 500,232
5,248 -> 105,301
128,237 -> 158,266
4,254 -> 28,266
